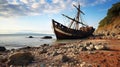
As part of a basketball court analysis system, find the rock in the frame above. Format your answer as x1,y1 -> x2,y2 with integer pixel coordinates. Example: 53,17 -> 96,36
57,48 -> 66,54
89,44 -> 94,48
19,46 -> 31,50
54,54 -> 62,61
41,44 -> 49,47
61,55 -> 70,62
86,45 -> 94,51
94,45 -> 105,50
52,51 -> 59,56
80,62 -> 86,67
0,46 -> 6,51
0,55 -> 7,63
87,44 -> 95,51
42,36 -> 52,39
7,52 -> 34,66
54,55 -> 70,62
116,35 -> 120,40
28,36 -> 34,38
80,47 -> 87,51
39,48 -> 47,54
86,42 -> 92,46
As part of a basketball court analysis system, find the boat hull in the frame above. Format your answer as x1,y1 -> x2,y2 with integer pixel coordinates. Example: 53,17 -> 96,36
52,19 -> 95,39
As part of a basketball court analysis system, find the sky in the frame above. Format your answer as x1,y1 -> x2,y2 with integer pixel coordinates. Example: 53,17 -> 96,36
0,0 -> 119,34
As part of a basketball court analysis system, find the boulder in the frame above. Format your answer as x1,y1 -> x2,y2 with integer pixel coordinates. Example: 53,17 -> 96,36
42,36 -> 52,39
0,46 -> 6,51
7,52 -> 34,66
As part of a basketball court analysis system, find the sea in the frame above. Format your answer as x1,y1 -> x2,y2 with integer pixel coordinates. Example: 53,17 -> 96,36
0,34 -> 55,50
0,34 -> 80,50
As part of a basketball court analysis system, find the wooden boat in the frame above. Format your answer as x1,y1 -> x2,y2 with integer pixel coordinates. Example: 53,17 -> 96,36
52,3 -> 95,39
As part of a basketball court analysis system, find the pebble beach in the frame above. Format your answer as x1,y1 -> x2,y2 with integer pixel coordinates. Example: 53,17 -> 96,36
0,38 -> 120,67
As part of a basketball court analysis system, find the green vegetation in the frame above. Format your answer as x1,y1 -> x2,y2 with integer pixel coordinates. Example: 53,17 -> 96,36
98,2 -> 120,27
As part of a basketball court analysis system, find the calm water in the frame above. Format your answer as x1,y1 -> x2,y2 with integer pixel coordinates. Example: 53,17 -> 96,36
0,34 -> 56,50
0,34 -> 82,50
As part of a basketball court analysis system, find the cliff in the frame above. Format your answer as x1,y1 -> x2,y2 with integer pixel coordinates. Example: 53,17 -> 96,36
95,2 -> 120,39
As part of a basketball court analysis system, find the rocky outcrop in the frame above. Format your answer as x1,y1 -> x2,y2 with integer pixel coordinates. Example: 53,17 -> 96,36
95,2 -> 120,39
95,17 -> 120,39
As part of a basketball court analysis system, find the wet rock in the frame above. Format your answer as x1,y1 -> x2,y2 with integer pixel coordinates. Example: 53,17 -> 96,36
0,46 -> 6,51
42,36 -> 52,39
28,36 -> 34,38
7,52 -> 34,66
24,46 -> 31,49
19,46 -> 31,50
41,44 -> 49,47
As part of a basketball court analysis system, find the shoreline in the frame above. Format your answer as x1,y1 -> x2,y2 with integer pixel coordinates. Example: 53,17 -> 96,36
0,39 -> 120,67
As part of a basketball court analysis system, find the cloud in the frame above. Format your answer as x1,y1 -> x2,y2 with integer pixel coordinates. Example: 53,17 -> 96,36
0,0 -> 110,17
90,0 -> 109,6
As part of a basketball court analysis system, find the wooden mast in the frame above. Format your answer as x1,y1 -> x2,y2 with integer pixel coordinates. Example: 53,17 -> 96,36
75,4 -> 80,30
62,3 -> 87,29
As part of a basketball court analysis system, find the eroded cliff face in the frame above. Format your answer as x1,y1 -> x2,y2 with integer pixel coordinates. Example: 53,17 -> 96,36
95,2 -> 120,39
95,16 -> 120,35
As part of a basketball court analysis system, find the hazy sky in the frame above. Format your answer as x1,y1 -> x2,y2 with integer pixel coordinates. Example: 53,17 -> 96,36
0,0 -> 119,34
